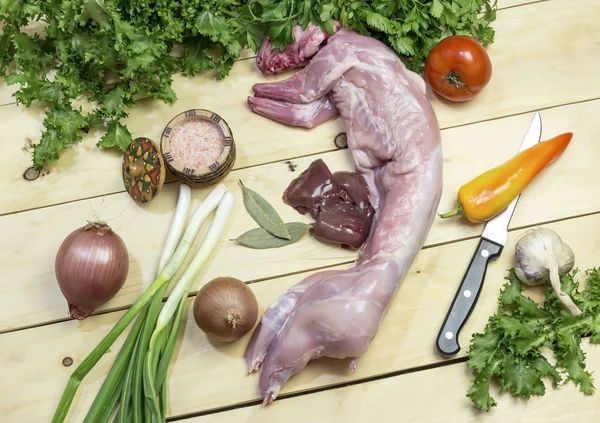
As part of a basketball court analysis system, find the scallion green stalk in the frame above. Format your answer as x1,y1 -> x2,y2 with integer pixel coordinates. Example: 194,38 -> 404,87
129,183 -> 191,423
155,297 -> 186,389
97,380 -> 124,423
153,184 -> 227,285
158,191 -> 236,328
81,304 -> 146,423
114,329 -> 140,422
144,191 -> 236,420
142,185 -> 231,419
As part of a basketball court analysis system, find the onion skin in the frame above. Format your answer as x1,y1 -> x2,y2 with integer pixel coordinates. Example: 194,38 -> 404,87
193,277 -> 259,343
55,222 -> 130,320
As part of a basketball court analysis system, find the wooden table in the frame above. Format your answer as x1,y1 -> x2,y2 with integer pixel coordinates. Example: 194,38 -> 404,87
2,0 -> 600,421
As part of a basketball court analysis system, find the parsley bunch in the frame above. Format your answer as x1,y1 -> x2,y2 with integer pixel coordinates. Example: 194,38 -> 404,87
0,0 -> 497,170
467,267 -> 600,411
255,0 -> 498,69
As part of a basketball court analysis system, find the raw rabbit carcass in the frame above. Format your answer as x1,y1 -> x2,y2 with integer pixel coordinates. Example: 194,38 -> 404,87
244,27 -> 444,405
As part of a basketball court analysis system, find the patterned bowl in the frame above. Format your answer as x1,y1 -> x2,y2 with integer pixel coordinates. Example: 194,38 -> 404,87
160,109 -> 236,187
122,137 -> 166,204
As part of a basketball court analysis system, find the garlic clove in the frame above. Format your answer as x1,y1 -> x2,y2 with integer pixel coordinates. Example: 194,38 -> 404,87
514,266 -> 544,286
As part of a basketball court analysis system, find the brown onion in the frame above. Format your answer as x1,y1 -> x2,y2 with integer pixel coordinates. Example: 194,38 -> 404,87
193,277 -> 259,343
55,222 -> 129,320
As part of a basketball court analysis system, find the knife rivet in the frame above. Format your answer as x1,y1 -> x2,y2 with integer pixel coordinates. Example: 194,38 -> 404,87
445,331 -> 454,340
464,290 -> 472,298
481,249 -> 490,258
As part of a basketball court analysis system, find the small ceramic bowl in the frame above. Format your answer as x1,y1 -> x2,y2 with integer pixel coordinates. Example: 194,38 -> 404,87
160,109 -> 236,187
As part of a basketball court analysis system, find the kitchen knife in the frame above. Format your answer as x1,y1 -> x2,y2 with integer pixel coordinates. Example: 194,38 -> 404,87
435,111 -> 543,357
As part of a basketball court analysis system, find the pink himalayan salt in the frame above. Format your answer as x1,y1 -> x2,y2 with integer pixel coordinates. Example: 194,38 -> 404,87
170,118 -> 225,169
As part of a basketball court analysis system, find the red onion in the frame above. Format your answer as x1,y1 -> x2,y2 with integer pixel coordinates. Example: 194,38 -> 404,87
55,222 -> 130,320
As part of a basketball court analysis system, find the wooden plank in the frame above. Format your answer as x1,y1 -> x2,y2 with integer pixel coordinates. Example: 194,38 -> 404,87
0,0 -> 543,107
183,340 -> 600,423
2,211 -> 599,422
1,0 -> 598,215
1,99 -> 598,332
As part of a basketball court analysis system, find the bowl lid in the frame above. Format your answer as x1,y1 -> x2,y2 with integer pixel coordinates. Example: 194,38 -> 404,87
122,137 -> 166,204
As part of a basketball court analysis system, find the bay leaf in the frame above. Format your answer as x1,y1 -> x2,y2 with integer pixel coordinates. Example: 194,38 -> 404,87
239,180 -> 291,240
232,222 -> 311,249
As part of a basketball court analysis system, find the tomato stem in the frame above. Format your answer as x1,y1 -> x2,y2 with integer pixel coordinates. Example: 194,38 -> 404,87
444,72 -> 470,94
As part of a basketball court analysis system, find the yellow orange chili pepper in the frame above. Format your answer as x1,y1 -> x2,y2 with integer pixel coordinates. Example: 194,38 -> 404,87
439,132 -> 573,223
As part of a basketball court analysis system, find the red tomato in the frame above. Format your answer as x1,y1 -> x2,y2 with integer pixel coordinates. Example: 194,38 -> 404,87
424,36 -> 492,102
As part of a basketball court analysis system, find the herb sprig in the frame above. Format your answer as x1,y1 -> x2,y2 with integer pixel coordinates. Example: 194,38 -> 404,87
0,0 -> 497,170
467,267 -> 600,411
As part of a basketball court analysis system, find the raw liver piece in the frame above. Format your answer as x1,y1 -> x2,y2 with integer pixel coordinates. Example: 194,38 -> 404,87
282,158 -> 336,217
312,197 -> 374,249
283,158 -> 374,249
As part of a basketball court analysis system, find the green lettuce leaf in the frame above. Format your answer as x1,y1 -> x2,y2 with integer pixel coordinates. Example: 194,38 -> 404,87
97,121 -> 133,151
32,106 -> 89,169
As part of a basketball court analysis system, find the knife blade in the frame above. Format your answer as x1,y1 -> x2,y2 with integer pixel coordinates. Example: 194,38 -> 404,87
435,111 -> 543,357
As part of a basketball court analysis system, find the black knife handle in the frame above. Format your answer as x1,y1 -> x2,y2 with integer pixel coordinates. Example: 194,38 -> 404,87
435,238 -> 503,357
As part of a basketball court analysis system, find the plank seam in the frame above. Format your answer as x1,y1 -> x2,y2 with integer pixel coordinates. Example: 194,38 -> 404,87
440,95 -> 595,133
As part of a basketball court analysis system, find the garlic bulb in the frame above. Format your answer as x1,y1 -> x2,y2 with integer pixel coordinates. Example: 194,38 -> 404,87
514,227 -> 581,316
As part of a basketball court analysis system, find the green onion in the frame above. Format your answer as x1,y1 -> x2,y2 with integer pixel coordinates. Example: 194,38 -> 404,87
116,326 -> 139,422
128,184 -> 192,423
143,191 -> 236,419
155,297 -> 186,389
51,183 -> 234,423
155,184 -> 192,275
82,304 -> 146,423
159,191 -> 236,328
